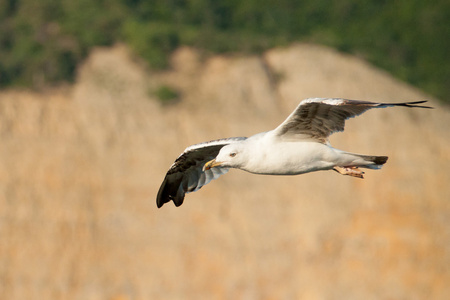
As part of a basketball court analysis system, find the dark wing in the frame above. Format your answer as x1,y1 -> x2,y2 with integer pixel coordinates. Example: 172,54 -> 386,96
157,137 -> 246,208
272,98 -> 432,142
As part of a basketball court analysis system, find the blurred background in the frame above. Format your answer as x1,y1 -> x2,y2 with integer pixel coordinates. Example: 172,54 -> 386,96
0,1 -> 449,299
1,0 -> 449,101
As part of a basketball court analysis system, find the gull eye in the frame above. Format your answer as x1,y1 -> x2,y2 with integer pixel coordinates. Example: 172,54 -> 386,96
229,152 -> 236,157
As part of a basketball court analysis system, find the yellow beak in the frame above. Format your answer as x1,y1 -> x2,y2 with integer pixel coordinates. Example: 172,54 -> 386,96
203,159 -> 223,171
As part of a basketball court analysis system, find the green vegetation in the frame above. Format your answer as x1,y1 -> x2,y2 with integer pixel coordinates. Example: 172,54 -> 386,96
153,85 -> 180,105
1,0 -> 449,101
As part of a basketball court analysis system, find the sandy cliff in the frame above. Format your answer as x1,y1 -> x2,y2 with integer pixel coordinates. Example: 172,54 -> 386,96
0,44 -> 449,299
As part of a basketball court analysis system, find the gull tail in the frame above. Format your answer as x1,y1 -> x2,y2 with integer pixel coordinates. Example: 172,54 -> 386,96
357,154 -> 389,169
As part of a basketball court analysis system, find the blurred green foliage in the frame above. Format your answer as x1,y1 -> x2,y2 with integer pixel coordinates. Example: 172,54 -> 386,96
153,84 -> 180,105
0,0 -> 449,101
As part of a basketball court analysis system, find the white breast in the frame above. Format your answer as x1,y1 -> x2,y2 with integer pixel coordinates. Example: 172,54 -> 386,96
240,133 -> 338,175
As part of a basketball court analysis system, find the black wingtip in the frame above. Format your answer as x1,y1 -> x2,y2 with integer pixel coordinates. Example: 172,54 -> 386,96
156,177 -> 170,208
156,196 -> 164,208
402,100 -> 434,109
174,198 -> 184,207
157,197 -> 184,208
157,194 -> 180,209
156,175 -> 186,208
156,194 -> 166,209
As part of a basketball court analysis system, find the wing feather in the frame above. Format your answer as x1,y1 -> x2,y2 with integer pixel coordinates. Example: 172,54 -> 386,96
273,98 -> 431,142
157,137 -> 246,208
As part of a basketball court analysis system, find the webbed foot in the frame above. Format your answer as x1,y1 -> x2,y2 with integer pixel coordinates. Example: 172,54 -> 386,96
333,166 -> 365,179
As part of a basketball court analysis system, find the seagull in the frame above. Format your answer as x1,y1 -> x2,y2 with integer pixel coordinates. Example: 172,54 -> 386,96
157,98 -> 432,208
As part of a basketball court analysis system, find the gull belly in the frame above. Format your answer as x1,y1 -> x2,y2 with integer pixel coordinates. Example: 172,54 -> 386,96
241,135 -> 338,175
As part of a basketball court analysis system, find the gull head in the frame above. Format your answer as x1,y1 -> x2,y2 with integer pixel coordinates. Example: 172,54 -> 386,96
203,143 -> 247,171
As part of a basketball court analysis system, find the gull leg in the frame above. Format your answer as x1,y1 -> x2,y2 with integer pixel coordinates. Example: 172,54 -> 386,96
333,166 -> 365,179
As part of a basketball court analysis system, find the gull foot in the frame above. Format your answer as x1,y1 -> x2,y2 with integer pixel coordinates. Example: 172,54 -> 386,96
333,166 -> 365,179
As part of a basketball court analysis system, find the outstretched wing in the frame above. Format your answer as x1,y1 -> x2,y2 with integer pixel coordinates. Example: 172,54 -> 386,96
157,137 -> 247,208
272,98 -> 432,142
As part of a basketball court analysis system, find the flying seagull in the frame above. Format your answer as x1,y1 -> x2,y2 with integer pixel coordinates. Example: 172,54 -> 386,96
157,98 -> 432,208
